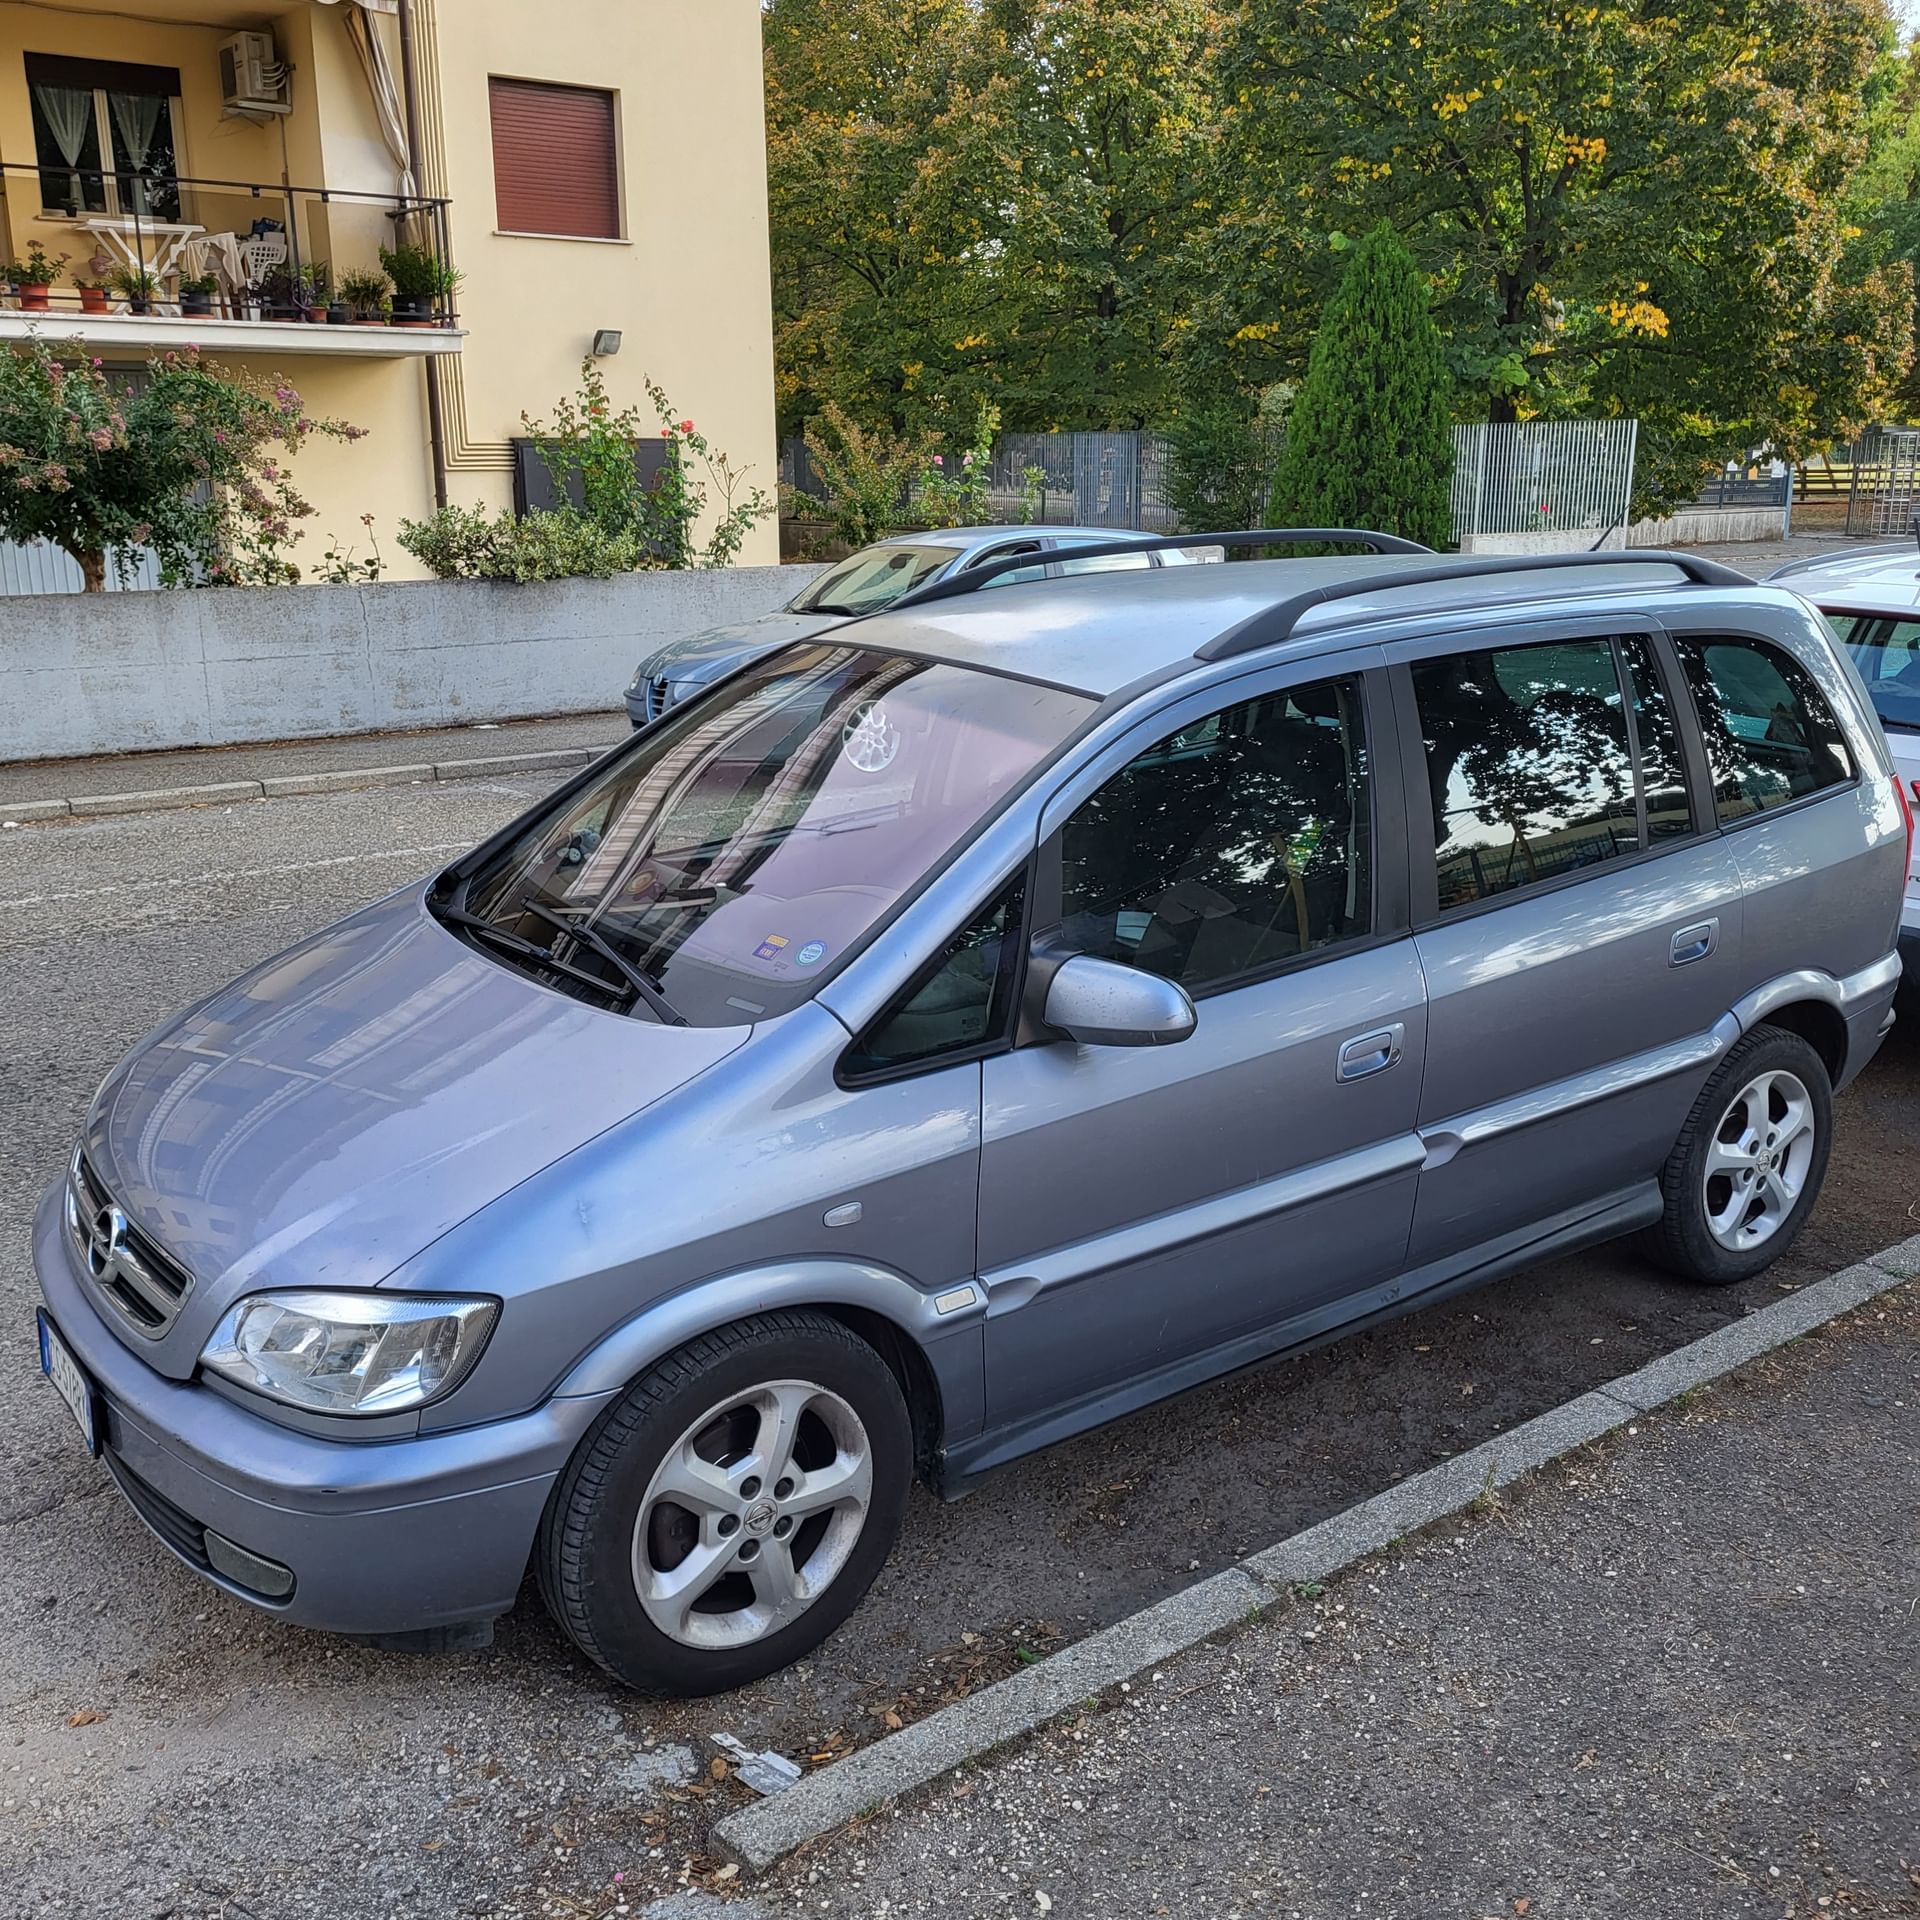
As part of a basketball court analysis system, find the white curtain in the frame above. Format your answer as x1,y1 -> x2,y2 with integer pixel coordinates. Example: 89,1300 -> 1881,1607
31,82 -> 92,211
316,0 -> 414,200
108,91 -> 166,212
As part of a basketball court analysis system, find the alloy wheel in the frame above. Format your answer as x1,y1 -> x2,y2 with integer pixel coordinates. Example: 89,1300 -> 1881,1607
1701,1067 -> 1816,1253
630,1379 -> 874,1650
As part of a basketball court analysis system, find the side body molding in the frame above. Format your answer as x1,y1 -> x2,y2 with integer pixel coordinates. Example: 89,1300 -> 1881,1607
550,1257 -> 986,1442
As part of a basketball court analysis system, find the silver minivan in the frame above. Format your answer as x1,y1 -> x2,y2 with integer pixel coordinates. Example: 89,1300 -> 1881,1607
33,538 -> 1910,1695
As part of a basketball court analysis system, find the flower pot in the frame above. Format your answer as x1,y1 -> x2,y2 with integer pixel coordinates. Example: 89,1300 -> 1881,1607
19,283 -> 49,311
390,292 -> 430,326
78,287 -> 108,315
304,303 -> 327,323
327,302 -> 349,325
180,290 -> 212,317
127,297 -> 152,316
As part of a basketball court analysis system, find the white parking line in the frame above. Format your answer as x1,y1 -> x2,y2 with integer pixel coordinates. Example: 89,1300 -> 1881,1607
0,841 -> 471,912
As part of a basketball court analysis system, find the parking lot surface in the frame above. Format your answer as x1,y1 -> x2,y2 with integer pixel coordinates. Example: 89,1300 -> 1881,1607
3,771 -> 1915,1917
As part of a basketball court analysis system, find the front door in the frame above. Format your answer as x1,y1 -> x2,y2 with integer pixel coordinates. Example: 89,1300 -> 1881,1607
974,661 -> 1428,1450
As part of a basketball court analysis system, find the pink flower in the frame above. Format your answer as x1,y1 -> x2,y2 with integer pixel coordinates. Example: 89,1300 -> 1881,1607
931,454 -> 944,467
88,428 -> 113,450
679,419 -> 693,435
661,427 -> 672,438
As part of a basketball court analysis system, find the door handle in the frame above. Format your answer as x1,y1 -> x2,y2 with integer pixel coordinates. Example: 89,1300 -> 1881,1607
1669,918 -> 1719,968
1336,1023 -> 1404,1083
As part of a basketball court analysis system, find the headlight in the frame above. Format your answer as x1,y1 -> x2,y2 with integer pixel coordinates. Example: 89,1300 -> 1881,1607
199,1290 -> 498,1417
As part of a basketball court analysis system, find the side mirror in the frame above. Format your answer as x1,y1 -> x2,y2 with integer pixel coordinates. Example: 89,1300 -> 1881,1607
1042,954 -> 1196,1048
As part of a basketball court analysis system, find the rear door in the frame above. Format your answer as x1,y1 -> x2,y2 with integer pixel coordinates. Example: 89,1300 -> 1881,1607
973,652 -> 1429,1443
1395,618 -> 1747,1266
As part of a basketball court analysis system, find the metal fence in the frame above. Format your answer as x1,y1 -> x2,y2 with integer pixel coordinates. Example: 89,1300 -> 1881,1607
1450,419 -> 1639,543
781,431 -> 1179,532
1841,427 -> 1920,536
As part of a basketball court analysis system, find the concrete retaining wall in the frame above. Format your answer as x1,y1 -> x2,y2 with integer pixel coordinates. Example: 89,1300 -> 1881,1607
0,565 -> 825,763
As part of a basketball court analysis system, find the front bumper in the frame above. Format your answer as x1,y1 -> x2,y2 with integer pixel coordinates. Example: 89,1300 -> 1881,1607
31,1184 -> 615,1635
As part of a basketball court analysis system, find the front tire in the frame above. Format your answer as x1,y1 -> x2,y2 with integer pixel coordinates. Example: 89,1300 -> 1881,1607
1641,1025 -> 1833,1287
537,1310 -> 910,1696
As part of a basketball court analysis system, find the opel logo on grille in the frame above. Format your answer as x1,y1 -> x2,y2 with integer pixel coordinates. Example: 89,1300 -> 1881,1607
86,1203 -> 129,1283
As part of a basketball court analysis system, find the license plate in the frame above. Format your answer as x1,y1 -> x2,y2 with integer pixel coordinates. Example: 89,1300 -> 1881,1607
37,1309 -> 98,1456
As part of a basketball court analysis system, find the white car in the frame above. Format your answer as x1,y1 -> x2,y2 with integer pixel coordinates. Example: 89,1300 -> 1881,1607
1769,543 -> 1920,995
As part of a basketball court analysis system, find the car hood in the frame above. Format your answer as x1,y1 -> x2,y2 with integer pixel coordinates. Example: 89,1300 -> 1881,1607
84,886 -> 747,1349
642,611 -> 843,686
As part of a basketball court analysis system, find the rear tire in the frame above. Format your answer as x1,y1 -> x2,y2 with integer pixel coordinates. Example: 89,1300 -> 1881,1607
537,1310 -> 910,1696
1639,1025 -> 1832,1287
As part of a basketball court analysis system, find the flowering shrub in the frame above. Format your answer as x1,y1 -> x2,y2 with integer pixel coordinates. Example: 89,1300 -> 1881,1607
522,359 -> 771,569
395,503 -> 644,581
910,400 -> 999,529
0,338 -> 365,588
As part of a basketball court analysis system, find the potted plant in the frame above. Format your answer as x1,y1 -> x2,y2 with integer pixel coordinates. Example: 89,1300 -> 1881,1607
111,265 -> 158,315
73,275 -> 109,315
178,273 -> 218,318
338,268 -> 392,325
297,261 -> 331,323
378,242 -> 460,326
255,262 -> 298,320
10,243 -> 70,311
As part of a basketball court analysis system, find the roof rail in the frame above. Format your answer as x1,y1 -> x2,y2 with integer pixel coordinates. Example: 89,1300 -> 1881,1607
1195,549 -> 1754,662
890,527 -> 1433,610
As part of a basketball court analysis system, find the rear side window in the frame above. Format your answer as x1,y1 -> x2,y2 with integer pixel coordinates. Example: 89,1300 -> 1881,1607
1674,636 -> 1854,823
1412,638 -> 1644,911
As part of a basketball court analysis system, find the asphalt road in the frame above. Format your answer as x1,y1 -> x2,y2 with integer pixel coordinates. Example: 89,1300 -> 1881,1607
2,776 -> 1915,1918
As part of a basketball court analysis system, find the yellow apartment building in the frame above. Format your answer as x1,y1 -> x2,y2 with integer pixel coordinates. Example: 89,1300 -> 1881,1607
0,0 -> 780,582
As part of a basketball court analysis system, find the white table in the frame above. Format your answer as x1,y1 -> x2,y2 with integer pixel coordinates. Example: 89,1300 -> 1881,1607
64,215 -> 206,288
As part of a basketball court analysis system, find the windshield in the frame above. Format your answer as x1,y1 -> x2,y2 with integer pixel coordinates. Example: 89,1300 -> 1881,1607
1821,611 -> 1920,732
786,543 -> 963,615
444,644 -> 1094,1026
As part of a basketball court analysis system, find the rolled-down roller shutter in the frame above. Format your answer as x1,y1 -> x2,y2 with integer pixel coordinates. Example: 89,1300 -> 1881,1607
489,77 -> 620,238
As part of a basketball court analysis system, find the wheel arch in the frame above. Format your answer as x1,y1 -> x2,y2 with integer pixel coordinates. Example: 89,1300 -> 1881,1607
1751,998 -> 1847,1084
549,1259 -> 972,1481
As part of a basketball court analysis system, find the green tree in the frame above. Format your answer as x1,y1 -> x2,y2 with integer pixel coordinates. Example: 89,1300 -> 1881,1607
1213,0 -> 1912,506
763,0 -> 1225,438
1268,223 -> 1454,546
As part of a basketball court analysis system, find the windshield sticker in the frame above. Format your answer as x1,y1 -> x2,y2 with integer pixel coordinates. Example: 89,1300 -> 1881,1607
795,940 -> 828,967
753,933 -> 791,963
841,700 -> 901,774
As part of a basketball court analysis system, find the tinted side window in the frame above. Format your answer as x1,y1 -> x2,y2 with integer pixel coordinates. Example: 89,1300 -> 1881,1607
1058,676 -> 1371,991
1413,640 -> 1637,910
1620,636 -> 1693,841
1675,635 -> 1854,823
843,874 -> 1026,1077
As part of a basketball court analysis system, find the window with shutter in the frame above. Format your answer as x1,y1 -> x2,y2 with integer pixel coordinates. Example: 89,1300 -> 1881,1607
489,77 -> 620,239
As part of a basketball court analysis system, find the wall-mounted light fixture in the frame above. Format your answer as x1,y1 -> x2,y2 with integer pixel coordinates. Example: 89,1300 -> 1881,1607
590,328 -> 622,357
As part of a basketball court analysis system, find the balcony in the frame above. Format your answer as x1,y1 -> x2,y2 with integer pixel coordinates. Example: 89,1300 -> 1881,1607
0,160 -> 462,358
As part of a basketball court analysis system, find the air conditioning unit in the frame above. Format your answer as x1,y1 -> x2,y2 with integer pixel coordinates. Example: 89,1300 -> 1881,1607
219,31 -> 290,115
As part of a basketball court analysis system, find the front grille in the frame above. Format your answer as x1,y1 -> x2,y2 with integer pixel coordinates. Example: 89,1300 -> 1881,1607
66,1152 -> 194,1339
645,675 -> 670,721
103,1446 -> 210,1571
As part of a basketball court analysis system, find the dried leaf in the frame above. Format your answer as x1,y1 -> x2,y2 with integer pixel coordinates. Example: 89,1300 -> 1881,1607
882,1709 -> 904,1731
709,1757 -> 729,1782
65,1709 -> 104,1728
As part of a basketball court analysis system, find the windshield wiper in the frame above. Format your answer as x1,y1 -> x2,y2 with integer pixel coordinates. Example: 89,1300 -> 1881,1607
801,600 -> 867,617
438,902 -> 686,1026
522,901 -> 688,1026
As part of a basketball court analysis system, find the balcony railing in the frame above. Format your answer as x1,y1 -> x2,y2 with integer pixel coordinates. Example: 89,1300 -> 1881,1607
0,161 -> 458,330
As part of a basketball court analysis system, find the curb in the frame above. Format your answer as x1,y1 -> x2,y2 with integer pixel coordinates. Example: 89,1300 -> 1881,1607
712,1234 -> 1920,1876
1,743 -> 615,826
